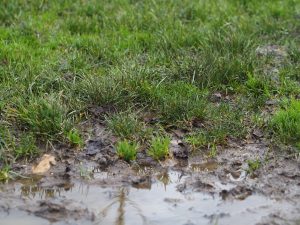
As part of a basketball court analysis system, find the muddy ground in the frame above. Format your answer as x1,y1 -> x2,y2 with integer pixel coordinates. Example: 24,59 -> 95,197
0,122 -> 299,225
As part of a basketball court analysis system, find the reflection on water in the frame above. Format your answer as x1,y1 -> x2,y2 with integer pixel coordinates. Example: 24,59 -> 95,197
99,188 -> 147,225
116,188 -> 126,225
15,175 -> 74,199
0,170 -> 297,225
189,161 -> 219,172
21,186 -> 57,199
156,171 -> 171,190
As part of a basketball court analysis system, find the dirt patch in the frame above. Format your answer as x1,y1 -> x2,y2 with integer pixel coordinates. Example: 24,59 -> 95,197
255,44 -> 289,82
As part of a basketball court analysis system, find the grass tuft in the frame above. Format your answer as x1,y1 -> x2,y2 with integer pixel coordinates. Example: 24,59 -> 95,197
148,136 -> 170,161
106,112 -> 151,141
8,95 -> 70,141
116,140 -> 138,162
270,99 -> 300,150
247,159 -> 261,174
185,103 -> 245,150
0,167 -> 9,182
66,128 -> 84,148
14,133 -> 39,160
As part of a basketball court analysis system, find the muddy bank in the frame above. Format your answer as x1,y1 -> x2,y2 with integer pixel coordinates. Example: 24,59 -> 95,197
0,124 -> 299,225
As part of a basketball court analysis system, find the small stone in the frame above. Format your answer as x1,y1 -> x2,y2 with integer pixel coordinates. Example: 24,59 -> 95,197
97,157 -> 107,167
210,92 -> 222,102
171,139 -> 189,159
253,129 -> 264,138
265,99 -> 278,105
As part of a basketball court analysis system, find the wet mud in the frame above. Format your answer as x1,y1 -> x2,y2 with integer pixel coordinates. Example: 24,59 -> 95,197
0,123 -> 299,225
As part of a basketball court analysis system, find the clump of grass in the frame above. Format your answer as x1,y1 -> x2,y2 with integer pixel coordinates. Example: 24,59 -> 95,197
185,127 -> 227,152
245,74 -> 270,98
116,140 -> 138,162
106,112 -> 140,140
245,73 -> 272,108
185,103 -> 245,150
106,112 -> 151,141
247,159 -> 261,174
148,136 -> 170,161
66,128 -> 84,148
171,31 -> 254,88
251,113 -> 265,128
0,125 -> 15,164
14,133 -> 39,160
184,132 -> 207,151
270,99 -> 300,150
185,129 -> 227,151
9,95 -> 70,141
141,82 -> 207,122
76,74 -> 123,106
208,144 -> 217,158
0,167 -> 9,182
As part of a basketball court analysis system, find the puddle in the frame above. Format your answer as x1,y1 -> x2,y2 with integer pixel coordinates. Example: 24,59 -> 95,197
0,170 -> 298,225
189,161 -> 218,172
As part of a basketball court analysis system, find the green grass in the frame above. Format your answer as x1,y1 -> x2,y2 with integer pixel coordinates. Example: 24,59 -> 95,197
14,133 -> 39,160
245,73 -> 271,107
270,99 -> 300,151
0,0 -> 299,167
0,125 -> 15,164
0,167 -> 10,182
247,159 -> 261,174
208,144 -> 218,158
66,128 -> 84,148
7,95 -> 71,141
106,112 -> 153,141
116,140 -> 138,162
148,136 -> 170,161
185,103 -> 246,149
141,82 -> 207,122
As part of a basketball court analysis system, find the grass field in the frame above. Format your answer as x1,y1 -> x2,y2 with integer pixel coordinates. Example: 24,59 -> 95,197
0,0 -> 299,169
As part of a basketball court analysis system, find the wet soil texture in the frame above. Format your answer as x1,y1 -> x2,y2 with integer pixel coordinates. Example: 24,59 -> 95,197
0,125 -> 299,225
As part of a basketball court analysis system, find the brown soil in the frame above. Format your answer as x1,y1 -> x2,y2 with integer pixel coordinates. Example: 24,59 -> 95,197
0,121 -> 299,225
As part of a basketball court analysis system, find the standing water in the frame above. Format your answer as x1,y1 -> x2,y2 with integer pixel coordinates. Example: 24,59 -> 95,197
0,168 -> 297,225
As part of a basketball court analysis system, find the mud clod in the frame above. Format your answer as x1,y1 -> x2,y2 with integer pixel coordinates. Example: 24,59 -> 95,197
192,180 -> 214,192
137,154 -> 158,167
131,175 -> 152,189
220,186 -> 252,200
88,105 -> 116,119
38,175 -> 72,189
33,200 -> 95,222
85,140 -> 105,156
171,139 -> 189,159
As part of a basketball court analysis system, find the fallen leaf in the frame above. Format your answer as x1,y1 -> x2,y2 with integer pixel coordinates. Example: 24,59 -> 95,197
32,154 -> 56,174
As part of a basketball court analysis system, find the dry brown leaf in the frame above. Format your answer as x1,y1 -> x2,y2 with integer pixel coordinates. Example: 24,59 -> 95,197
32,154 -> 56,174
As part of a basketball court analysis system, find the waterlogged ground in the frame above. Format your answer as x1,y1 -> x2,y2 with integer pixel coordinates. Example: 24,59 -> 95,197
0,140 -> 299,225
1,1 -> 300,224
0,171 -> 297,225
